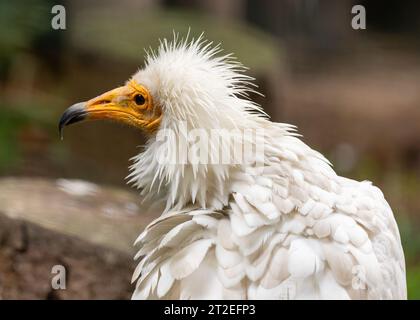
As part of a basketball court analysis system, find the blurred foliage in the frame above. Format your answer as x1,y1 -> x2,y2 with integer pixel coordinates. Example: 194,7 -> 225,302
69,8 -> 281,73
399,216 -> 420,265
398,215 -> 420,298
0,102 -> 56,172
0,1 -> 52,76
0,107 -> 26,171
407,266 -> 420,299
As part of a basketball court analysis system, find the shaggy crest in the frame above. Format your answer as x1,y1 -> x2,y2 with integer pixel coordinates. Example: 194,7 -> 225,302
133,33 -> 266,128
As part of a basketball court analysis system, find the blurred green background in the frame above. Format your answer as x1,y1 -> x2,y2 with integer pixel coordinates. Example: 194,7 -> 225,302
0,0 -> 419,299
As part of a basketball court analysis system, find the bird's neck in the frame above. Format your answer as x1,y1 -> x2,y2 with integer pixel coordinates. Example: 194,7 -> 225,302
127,127 -> 245,212
127,120 -> 311,213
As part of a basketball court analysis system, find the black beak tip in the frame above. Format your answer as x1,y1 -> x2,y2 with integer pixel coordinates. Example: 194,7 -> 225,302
58,103 -> 87,140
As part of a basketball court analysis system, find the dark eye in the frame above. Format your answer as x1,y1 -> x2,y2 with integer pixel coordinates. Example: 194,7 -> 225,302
134,94 -> 146,105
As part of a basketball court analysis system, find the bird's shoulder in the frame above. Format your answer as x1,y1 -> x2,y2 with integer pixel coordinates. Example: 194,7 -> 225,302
131,134 -> 406,299
225,135 -> 406,299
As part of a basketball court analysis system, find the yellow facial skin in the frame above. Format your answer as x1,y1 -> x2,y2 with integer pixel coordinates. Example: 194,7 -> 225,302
59,80 -> 162,137
85,80 -> 162,132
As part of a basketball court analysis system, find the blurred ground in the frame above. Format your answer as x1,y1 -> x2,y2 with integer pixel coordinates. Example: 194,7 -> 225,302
0,177 -> 158,299
0,0 -> 419,299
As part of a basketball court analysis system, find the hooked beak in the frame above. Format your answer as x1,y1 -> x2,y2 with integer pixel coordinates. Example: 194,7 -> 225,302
58,102 -> 87,139
58,82 -> 161,139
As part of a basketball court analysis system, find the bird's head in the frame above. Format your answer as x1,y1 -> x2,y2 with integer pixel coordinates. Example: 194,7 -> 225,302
59,34 -> 263,138
59,34 -> 270,210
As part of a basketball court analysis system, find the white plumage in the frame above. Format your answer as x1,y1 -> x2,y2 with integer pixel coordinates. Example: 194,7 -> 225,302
113,35 -> 406,299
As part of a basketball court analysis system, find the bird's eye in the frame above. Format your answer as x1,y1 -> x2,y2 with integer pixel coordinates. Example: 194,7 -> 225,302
134,94 -> 146,105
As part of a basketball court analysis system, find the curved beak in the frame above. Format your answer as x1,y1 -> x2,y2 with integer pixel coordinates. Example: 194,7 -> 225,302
58,102 -> 87,140
58,85 -> 131,140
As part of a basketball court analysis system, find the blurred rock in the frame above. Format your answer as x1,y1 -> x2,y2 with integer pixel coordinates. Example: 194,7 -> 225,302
0,177 -> 158,299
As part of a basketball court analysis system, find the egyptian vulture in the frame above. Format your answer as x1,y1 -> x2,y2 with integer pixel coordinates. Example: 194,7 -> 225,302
59,35 -> 406,300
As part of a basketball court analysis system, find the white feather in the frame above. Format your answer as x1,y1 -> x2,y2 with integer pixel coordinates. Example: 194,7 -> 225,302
169,238 -> 213,279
